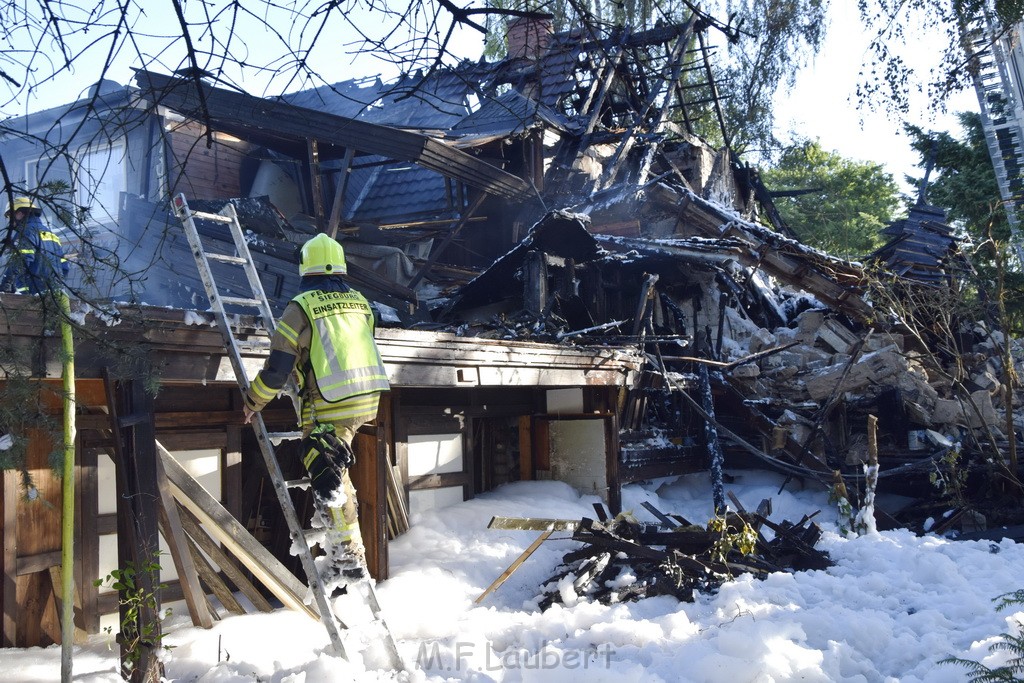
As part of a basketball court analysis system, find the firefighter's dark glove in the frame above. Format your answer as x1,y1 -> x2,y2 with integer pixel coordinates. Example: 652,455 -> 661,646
331,438 -> 355,470
308,423 -> 354,470
302,429 -> 343,498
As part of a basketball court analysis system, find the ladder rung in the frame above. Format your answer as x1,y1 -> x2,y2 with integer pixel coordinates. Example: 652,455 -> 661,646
268,431 -> 303,444
189,211 -> 235,224
286,477 -> 312,489
219,296 -> 262,307
207,252 -> 248,265
238,340 -> 272,353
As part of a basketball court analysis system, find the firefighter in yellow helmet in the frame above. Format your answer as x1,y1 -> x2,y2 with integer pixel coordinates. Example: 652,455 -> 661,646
2,196 -> 69,294
242,233 -> 389,587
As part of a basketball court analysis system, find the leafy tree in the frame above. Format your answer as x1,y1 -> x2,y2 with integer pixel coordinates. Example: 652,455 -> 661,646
761,139 -> 901,257
905,111 -> 1024,331
857,0 -> 1024,114
715,0 -> 829,157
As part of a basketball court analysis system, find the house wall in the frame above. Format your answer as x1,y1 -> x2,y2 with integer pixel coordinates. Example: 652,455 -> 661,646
0,100 -> 159,301
0,379 -> 248,647
164,119 -> 255,201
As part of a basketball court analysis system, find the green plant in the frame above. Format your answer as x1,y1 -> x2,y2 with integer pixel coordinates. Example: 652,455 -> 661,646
929,444 -> 969,509
828,472 -> 856,536
94,556 -> 172,676
708,515 -> 758,568
942,590 -> 1024,681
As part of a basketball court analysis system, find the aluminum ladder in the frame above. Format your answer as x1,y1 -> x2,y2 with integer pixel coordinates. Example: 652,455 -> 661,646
964,9 -> 1024,264
172,193 -> 403,669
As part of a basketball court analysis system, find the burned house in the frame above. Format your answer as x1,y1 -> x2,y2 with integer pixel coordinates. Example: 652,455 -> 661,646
0,11 -> 1020,652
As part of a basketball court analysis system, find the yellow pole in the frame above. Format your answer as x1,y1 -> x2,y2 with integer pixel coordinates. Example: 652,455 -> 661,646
59,292 -> 76,682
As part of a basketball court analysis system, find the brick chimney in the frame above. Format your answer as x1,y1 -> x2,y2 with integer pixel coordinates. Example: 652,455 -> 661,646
506,16 -> 552,60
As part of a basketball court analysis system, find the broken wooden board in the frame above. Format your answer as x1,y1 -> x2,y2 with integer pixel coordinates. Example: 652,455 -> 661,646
158,444 -> 318,620
487,517 -> 581,531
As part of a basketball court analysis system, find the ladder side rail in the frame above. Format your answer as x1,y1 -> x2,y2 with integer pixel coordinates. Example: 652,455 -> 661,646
219,202 -> 279,333
248,412 -> 348,657
972,11 -> 1024,261
216,201 -> 303,418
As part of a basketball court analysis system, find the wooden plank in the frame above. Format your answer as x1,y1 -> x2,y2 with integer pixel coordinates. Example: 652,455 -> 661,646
641,501 -> 678,529
20,572 -> 52,646
177,507 -> 272,613
518,416 -> 533,481
604,414 -> 620,515
406,471 -> 471,490
351,425 -> 385,580
533,417 -> 550,474
183,534 -> 238,617
154,453 -> 215,628
16,550 -> 61,576
76,438 -> 100,633
3,469 -> 19,646
155,431 -> 228,451
157,444 -> 317,619
96,514 -> 118,536
487,517 -> 580,531
47,566 -> 86,643
475,530 -> 552,604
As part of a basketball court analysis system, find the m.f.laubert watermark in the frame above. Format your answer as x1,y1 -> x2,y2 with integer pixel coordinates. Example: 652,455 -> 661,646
416,639 -> 615,672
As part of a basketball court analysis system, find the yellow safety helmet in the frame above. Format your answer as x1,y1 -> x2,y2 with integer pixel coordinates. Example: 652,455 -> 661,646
5,196 -> 39,217
299,233 -> 347,277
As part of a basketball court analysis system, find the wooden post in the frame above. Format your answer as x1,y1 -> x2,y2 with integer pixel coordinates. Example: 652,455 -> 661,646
327,148 -> 355,239
699,365 -> 725,515
307,138 -> 325,232
523,250 -> 548,316
2,468 -> 18,647
518,416 -> 533,481
103,372 -> 164,683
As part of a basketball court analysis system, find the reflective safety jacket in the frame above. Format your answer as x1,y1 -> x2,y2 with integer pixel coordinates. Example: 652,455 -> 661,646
2,214 -> 69,294
244,282 -> 389,429
291,288 -> 390,403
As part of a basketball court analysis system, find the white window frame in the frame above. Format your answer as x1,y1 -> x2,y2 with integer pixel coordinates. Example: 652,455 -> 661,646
75,139 -> 128,226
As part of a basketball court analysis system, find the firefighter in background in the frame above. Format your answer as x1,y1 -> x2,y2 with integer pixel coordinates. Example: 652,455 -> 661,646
1,196 -> 69,294
242,233 -> 390,585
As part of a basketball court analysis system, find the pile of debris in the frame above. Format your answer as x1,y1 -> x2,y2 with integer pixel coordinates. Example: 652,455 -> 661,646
536,500 -> 831,609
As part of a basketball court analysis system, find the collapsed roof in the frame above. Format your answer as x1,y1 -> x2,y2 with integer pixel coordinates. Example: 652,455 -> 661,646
119,16 -> 1024,516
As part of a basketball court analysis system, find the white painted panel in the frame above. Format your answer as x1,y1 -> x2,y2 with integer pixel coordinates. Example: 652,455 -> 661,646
96,449 -> 222,585
549,420 -> 607,500
97,534 -> 119,595
407,434 -> 463,476
409,486 -> 464,516
98,453 -> 117,515
175,449 -> 222,499
546,388 -> 584,414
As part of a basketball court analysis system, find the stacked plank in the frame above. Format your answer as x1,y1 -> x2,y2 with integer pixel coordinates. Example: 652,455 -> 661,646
537,504 -> 831,609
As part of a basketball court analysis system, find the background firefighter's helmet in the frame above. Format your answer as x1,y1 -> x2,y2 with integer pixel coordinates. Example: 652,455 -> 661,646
299,233 -> 348,276
5,197 -> 40,217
